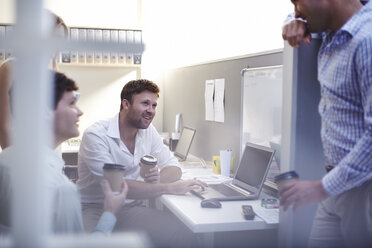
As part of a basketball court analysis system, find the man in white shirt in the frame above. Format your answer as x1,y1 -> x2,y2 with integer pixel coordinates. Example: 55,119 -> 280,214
77,79 -> 206,247
0,71 -> 127,235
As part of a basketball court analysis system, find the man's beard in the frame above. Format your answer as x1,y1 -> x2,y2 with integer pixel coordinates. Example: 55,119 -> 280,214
127,111 -> 152,129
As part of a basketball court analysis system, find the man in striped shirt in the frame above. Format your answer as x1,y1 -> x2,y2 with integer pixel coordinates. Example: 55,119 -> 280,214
280,0 -> 372,247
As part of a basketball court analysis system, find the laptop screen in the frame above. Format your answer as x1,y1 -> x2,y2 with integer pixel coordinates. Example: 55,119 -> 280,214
174,127 -> 196,161
234,143 -> 274,190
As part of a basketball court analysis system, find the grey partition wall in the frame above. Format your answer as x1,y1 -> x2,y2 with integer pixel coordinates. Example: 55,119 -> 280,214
280,39 -> 325,247
161,50 -> 282,168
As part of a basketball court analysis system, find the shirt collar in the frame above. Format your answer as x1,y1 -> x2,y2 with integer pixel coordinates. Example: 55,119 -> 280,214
322,3 -> 371,47
106,113 -> 147,141
107,113 -> 121,140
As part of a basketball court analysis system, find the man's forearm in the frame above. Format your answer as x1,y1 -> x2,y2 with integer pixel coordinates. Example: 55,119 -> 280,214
159,166 -> 182,183
126,178 -> 207,199
126,179 -> 171,199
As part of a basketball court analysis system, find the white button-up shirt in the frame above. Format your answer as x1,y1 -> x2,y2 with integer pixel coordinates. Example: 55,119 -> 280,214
0,147 -> 85,234
77,113 -> 180,203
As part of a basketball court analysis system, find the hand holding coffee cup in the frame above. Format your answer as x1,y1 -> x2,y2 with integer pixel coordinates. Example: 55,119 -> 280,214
103,163 -> 126,194
101,178 -> 128,215
140,155 -> 159,183
274,171 -> 299,191
275,171 -> 299,210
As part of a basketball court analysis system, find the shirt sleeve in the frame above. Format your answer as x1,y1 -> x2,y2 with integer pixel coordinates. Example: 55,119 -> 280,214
92,211 -> 117,235
322,36 -> 372,196
149,126 -> 180,169
282,12 -> 307,29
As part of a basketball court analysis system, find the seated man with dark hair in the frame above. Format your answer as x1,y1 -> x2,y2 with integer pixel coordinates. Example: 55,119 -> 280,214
0,71 -> 128,235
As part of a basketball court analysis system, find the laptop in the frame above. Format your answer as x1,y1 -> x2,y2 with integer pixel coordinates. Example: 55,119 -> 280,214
269,141 -> 281,167
174,127 -> 196,161
191,142 -> 275,201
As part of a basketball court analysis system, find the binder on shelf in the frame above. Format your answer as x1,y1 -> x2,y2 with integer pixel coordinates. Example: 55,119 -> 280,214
134,30 -> 142,64
0,26 -> 5,62
110,30 -> 118,64
118,30 -> 126,64
61,51 -> 71,63
94,29 -> 103,64
86,29 -> 94,64
5,25 -> 13,59
126,30 -> 134,65
102,30 -> 110,64
78,29 -> 87,64
70,28 -> 79,64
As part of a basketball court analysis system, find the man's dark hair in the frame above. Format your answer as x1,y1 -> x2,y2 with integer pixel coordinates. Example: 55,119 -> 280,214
9,71 -> 78,112
54,71 -> 78,109
120,79 -> 159,110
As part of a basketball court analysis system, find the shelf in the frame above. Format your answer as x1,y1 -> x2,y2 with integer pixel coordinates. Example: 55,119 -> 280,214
57,62 -> 141,68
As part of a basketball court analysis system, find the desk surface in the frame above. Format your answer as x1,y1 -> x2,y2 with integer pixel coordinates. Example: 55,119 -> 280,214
159,166 -> 278,233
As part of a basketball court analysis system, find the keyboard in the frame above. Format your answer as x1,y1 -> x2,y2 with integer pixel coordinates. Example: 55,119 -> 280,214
209,184 -> 247,197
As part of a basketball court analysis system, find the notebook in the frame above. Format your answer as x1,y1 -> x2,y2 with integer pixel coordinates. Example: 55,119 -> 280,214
174,127 -> 196,161
191,142 -> 275,201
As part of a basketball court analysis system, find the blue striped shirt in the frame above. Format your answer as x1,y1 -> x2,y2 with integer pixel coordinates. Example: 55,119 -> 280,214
319,2 -> 372,196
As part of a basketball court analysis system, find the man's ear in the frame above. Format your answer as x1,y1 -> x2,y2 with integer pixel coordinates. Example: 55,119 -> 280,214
121,99 -> 130,110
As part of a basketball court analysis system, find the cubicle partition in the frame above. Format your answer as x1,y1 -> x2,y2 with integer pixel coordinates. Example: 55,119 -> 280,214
280,40 -> 325,247
160,50 -> 282,169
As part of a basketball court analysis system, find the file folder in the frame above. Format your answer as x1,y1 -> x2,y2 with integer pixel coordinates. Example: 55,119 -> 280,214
5,26 -> 13,59
86,29 -> 95,64
94,29 -> 103,64
102,30 -> 110,64
61,51 -> 71,63
78,29 -> 87,64
126,30 -> 134,65
110,30 -> 118,64
70,28 -> 79,64
118,30 -> 126,64
0,26 -> 5,62
134,30 -> 142,64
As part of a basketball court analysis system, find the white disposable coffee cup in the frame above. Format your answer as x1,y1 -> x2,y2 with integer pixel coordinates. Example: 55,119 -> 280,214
274,171 -> 299,191
103,163 -> 125,194
140,155 -> 157,178
220,149 -> 232,177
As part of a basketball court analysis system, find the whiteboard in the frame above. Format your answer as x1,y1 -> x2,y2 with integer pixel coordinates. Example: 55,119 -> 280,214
240,65 -> 283,153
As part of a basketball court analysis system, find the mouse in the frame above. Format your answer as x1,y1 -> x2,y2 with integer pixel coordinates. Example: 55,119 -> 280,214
200,199 -> 222,208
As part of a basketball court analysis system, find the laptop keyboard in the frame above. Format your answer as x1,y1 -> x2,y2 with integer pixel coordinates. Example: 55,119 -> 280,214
209,184 -> 247,197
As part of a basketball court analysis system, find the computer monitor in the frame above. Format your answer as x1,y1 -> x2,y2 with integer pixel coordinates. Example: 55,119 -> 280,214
174,127 -> 196,161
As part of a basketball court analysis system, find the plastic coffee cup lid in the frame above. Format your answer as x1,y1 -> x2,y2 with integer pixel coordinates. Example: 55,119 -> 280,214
140,155 -> 157,166
274,171 -> 299,183
103,163 -> 125,171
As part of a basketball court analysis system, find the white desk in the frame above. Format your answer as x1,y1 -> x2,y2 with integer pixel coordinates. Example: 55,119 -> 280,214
160,194 -> 277,233
158,166 -> 278,247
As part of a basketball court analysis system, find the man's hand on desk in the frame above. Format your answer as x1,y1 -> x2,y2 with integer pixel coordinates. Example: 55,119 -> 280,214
166,179 -> 207,195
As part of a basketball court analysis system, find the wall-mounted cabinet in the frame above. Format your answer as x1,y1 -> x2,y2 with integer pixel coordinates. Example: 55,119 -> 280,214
0,24 -> 143,67
59,27 -> 142,66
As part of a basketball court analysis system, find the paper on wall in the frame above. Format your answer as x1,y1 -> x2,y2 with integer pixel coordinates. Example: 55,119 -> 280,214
205,80 -> 215,121
214,78 -> 225,122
